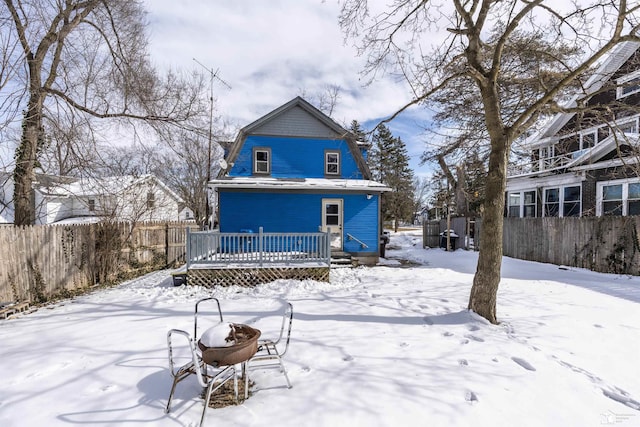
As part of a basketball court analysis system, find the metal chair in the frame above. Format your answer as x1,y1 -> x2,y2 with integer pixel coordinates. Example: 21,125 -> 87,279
165,297 -> 242,427
249,301 -> 293,388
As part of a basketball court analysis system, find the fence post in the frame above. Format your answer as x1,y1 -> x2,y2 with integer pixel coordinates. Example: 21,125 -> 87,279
326,227 -> 331,265
259,227 -> 264,267
186,227 -> 191,269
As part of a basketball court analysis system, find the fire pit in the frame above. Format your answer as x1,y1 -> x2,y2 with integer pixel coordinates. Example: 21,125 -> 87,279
198,324 -> 261,367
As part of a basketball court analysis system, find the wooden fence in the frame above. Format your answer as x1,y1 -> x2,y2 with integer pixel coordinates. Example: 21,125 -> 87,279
424,216 -> 640,275
423,217 -> 477,250
0,221 -> 198,303
502,216 -> 640,275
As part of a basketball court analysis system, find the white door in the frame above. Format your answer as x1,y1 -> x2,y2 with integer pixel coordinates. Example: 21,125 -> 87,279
322,199 -> 343,250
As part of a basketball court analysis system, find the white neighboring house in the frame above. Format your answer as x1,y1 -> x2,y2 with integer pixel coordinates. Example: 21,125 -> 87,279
0,173 -> 193,224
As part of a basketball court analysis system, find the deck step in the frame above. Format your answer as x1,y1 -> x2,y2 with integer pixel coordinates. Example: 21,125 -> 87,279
330,252 -> 354,268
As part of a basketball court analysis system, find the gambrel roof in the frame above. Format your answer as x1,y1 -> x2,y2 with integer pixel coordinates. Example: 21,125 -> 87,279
220,96 -> 372,179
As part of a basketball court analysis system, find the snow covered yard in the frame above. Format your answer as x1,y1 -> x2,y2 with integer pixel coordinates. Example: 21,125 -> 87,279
0,229 -> 639,427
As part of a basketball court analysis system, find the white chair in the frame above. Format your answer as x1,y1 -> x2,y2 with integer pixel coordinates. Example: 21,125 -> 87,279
249,302 -> 293,388
166,328 -> 237,427
165,297 -> 243,427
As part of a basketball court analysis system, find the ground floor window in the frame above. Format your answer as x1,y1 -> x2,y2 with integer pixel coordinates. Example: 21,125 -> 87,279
507,193 -> 521,217
597,179 -> 640,216
507,190 -> 537,217
544,188 -> 560,217
563,186 -> 581,217
544,185 -> 581,217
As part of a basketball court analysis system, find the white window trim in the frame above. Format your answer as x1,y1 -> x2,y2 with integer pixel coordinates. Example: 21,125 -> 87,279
507,190 -> 537,218
596,178 -> 640,216
325,151 -> 340,176
616,70 -> 640,99
253,147 -> 271,175
543,185 -> 581,217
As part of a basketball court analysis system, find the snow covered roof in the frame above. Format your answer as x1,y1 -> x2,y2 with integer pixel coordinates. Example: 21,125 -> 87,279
51,216 -> 105,225
209,177 -> 390,192
35,174 -> 184,203
526,41 -> 640,146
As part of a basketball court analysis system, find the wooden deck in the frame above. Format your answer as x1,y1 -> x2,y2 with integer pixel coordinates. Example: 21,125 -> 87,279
185,228 -> 331,287
187,265 -> 330,287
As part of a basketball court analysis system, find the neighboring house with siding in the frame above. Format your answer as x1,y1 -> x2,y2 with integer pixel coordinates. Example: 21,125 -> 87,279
506,41 -> 640,218
0,173 -> 191,224
209,96 -> 389,265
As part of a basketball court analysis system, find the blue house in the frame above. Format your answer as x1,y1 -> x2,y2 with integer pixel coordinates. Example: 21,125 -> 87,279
209,97 -> 389,266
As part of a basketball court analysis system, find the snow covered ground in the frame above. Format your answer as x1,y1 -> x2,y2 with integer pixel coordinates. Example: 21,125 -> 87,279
1,229 -> 639,427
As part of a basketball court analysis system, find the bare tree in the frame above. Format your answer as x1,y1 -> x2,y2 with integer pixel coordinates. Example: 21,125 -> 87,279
2,0 -> 205,225
340,1 -> 640,323
298,84 -> 342,117
412,175 -> 431,222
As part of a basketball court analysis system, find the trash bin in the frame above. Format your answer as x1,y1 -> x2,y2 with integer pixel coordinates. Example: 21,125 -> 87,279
172,273 -> 187,286
379,232 -> 390,257
439,230 -> 459,251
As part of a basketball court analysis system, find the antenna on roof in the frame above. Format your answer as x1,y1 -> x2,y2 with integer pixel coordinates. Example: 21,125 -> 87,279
193,58 -> 232,90
193,58 -> 232,229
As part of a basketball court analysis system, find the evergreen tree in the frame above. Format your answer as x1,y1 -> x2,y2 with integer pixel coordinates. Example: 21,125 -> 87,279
371,124 -> 414,231
349,120 -> 367,142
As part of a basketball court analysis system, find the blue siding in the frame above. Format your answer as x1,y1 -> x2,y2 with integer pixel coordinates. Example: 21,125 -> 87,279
230,135 -> 363,179
219,191 -> 379,253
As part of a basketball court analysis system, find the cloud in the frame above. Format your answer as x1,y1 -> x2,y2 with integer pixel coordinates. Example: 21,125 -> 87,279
144,0 -> 432,174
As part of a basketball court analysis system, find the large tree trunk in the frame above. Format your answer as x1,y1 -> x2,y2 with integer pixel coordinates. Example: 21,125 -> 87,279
468,136 -> 508,324
14,89 -> 43,226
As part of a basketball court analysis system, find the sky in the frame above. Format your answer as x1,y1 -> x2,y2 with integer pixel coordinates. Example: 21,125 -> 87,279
143,0 -> 434,177
1,229 -> 639,426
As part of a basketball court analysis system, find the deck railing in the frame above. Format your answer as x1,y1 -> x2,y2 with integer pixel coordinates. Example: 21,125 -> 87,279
187,227 -> 331,268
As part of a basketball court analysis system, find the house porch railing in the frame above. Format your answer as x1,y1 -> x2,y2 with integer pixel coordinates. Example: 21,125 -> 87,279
186,227 -> 331,268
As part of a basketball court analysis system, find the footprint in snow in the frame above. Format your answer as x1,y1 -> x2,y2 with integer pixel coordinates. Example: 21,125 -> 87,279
464,334 -> 485,342
467,325 -> 480,332
399,342 -> 409,348
442,331 -> 454,337
465,390 -> 479,403
343,355 -> 354,362
602,389 -> 640,410
460,338 -> 470,345
511,357 -> 536,371
593,324 -> 603,328
458,359 -> 468,367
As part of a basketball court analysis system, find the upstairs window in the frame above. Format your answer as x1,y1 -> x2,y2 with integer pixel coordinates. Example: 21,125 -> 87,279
147,192 -> 155,209
617,70 -> 640,99
618,119 -> 638,134
88,199 -> 95,212
253,147 -> 271,175
325,151 -> 340,176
